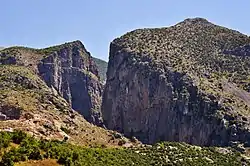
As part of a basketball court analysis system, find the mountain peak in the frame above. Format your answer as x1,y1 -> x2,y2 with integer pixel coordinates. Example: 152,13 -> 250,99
62,40 -> 84,47
182,17 -> 210,24
103,17 -> 250,147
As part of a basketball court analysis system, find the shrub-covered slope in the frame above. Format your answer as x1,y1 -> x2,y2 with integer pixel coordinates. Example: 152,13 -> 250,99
102,18 -> 250,146
0,131 -> 249,166
92,57 -> 108,83
0,41 -> 103,125
0,64 -> 136,148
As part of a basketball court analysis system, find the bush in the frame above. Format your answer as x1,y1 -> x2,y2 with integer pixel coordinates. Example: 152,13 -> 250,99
0,132 -> 12,149
0,130 -> 248,166
11,130 -> 27,144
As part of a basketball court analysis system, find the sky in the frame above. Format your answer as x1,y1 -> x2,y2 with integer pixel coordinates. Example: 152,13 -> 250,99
1,0 -> 250,61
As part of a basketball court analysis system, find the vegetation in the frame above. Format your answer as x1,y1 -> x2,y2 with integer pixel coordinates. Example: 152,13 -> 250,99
0,130 -> 248,166
0,43 -> 107,84
1,19 -> 250,165
92,57 -> 108,83
0,65 -> 62,116
112,17 -> 250,120
0,41 -> 83,56
0,65 -> 134,148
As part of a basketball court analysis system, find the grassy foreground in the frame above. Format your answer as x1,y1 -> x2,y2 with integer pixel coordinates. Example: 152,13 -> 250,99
0,130 -> 248,166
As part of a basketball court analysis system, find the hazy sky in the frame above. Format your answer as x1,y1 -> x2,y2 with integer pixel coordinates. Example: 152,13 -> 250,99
1,0 -> 250,61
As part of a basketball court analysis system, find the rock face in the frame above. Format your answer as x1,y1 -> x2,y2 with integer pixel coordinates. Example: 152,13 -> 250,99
37,41 -> 103,125
0,41 -> 103,125
102,18 -> 250,146
0,65 -> 135,147
0,44 -> 137,148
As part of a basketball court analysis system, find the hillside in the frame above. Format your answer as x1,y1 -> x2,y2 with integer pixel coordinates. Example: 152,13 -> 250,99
1,130 -> 249,166
0,41 -> 141,149
92,57 -> 108,83
102,18 -> 250,147
2,19 -> 250,165
1,40 -> 245,166
0,64 -> 136,148
0,41 -> 103,125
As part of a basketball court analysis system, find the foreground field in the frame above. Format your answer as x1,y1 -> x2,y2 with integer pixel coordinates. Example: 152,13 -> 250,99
0,130 -> 249,166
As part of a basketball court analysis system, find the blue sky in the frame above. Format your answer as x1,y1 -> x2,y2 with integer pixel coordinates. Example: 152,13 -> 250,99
1,0 -> 250,61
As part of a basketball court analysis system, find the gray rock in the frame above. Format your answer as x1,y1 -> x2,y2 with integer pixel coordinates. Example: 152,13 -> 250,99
0,113 -> 6,121
37,41 -> 103,125
0,41 -> 104,126
102,18 -> 250,146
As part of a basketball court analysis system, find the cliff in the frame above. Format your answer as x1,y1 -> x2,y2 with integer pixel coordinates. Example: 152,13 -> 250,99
102,18 -> 250,146
0,41 -> 103,125
0,65 -> 134,147
1,50 -> 246,166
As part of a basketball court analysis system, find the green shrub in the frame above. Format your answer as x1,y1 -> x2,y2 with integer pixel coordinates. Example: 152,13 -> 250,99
11,130 -> 27,144
0,130 -> 248,166
0,132 -> 12,149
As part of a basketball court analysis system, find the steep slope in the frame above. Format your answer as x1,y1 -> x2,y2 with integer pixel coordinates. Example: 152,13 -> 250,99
0,65 -> 133,147
92,57 -> 108,83
0,41 -> 103,125
102,18 -> 250,146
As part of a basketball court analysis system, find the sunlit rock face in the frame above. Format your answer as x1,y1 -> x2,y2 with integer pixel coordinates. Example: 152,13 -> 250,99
102,18 -> 250,146
0,41 -> 104,126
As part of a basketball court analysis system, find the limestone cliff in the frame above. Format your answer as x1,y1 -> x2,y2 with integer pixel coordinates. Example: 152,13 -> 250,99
0,42 -> 138,147
102,18 -> 250,146
0,41 -> 103,125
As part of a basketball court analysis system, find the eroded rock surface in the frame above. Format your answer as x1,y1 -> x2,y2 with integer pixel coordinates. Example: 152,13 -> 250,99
37,41 -> 103,125
0,41 -> 103,125
0,62 -> 136,148
102,18 -> 250,146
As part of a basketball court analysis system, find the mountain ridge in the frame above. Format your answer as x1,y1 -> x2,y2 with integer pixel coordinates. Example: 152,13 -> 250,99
0,41 -> 106,125
102,17 -> 250,146
0,65 -> 134,148
1,18 -> 250,165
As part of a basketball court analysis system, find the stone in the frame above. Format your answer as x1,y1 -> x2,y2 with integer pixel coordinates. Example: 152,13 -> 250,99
37,41 -> 103,125
102,18 -> 250,146
0,113 -> 7,121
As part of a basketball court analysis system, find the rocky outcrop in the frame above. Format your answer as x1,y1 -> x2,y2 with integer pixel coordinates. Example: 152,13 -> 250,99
37,41 -> 103,125
0,41 -> 103,125
102,18 -> 250,146
223,44 -> 250,57
0,106 -> 21,120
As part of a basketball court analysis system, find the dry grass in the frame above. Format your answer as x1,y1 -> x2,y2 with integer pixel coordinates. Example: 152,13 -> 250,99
15,159 -> 60,166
